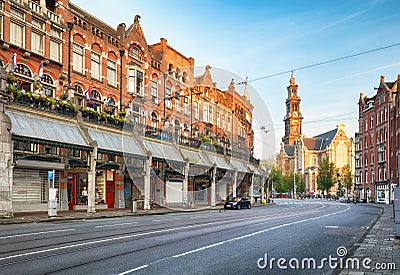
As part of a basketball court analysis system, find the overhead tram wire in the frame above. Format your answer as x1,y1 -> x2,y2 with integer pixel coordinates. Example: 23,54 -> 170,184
247,42 -> 400,83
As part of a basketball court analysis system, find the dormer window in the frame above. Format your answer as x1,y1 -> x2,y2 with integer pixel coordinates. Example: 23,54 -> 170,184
131,46 -> 143,62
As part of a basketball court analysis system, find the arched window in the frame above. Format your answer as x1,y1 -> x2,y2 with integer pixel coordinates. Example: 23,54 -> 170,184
91,90 -> 101,101
151,112 -> 158,129
41,74 -> 54,97
74,84 -> 84,96
15,64 -> 32,77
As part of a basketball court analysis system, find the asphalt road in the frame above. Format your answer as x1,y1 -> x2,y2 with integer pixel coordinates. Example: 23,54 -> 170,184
0,199 -> 381,275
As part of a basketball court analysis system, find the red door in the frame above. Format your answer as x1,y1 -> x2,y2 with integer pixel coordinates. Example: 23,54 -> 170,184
106,177 -> 115,208
67,174 -> 76,210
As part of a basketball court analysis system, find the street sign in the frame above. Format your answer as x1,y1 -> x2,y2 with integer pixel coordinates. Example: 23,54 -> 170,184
48,170 -> 54,180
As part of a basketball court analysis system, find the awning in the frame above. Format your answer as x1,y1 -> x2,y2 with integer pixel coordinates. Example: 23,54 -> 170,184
229,158 -> 248,173
143,139 -> 184,164
208,154 -> 232,170
248,163 -> 263,176
180,148 -> 211,168
88,129 -> 146,158
15,159 -> 65,170
6,110 -> 89,148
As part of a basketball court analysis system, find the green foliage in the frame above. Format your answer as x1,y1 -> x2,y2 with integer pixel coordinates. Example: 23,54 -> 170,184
118,110 -> 126,117
340,165 -> 353,194
60,93 -> 67,100
317,158 -> 337,195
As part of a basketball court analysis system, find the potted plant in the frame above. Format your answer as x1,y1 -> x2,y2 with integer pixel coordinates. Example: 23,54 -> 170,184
60,93 -> 67,100
118,110 -> 127,117
6,74 -> 18,84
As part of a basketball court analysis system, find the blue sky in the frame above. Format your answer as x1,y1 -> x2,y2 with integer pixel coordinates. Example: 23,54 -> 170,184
72,0 -> 400,158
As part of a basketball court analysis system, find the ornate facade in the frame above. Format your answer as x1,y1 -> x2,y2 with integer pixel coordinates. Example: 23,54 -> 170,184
279,74 -> 355,196
0,0 -> 263,216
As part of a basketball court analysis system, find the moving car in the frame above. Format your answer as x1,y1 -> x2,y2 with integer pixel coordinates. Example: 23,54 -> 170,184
224,197 -> 251,210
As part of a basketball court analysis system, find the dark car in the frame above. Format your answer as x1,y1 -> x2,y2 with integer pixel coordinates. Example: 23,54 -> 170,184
224,197 -> 251,210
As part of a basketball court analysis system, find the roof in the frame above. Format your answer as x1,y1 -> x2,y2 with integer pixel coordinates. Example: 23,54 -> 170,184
142,140 -> 184,163
180,147 -> 211,167
208,154 -> 232,170
7,110 -> 88,147
303,128 -> 337,151
88,129 -> 145,157
284,145 -> 295,157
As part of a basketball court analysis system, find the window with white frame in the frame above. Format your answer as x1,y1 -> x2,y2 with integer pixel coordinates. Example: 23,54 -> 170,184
209,106 -> 213,124
175,92 -> 180,112
49,28 -> 62,62
0,16 -> 2,39
31,20 -> 44,56
203,103 -> 208,122
73,43 -> 84,74
10,21 -> 24,47
31,31 -> 44,55
165,87 -> 172,108
128,68 -> 144,96
91,52 -> 101,80
194,102 -> 199,120
131,46 -> 143,62
183,96 -> 188,115
227,116 -> 231,131
222,114 -> 225,130
151,80 -> 158,103
107,59 -> 116,86
49,40 -> 61,62
216,112 -> 220,128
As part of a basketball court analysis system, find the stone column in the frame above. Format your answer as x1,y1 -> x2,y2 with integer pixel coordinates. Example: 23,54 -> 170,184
0,102 -> 13,217
144,153 -> 152,210
59,171 -> 69,210
115,168 -> 125,208
261,175 -> 266,204
87,141 -> 97,213
233,169 -> 238,198
250,173 -> 254,203
211,165 -> 216,207
183,162 -> 189,206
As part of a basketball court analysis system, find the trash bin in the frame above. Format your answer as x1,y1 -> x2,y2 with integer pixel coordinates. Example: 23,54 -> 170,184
132,198 -> 137,213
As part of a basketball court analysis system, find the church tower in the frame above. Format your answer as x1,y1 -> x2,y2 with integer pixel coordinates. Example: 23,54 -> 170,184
283,72 -> 303,145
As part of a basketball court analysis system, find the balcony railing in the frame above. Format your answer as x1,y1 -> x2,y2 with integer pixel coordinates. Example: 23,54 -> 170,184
47,10 -> 60,24
29,0 -> 42,14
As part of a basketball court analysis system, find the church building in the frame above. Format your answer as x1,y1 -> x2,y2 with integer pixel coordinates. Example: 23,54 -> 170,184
278,73 -> 355,196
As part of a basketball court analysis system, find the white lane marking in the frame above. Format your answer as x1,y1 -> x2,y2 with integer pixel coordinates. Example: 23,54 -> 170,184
0,212 -> 274,261
119,204 -> 351,273
95,222 -> 138,228
325,225 -> 339,229
0,229 -> 75,239
0,202 -> 339,263
118,265 -> 148,275
151,218 -> 181,222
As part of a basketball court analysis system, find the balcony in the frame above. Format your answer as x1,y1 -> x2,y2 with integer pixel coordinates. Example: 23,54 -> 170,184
47,10 -> 60,24
29,0 -> 42,14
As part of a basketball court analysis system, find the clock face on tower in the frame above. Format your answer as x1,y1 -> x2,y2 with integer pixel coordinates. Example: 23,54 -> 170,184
293,111 -> 298,117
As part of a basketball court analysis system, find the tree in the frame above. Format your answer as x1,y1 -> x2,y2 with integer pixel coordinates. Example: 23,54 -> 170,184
340,165 -> 353,195
317,158 -> 337,196
285,172 -> 305,195
269,166 -> 286,193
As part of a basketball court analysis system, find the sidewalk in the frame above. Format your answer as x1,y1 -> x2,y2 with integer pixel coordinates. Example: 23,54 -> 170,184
0,203 -> 236,225
339,204 -> 400,275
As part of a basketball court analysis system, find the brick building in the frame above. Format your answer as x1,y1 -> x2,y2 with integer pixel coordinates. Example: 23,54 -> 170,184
355,75 -> 399,204
0,0 -> 263,216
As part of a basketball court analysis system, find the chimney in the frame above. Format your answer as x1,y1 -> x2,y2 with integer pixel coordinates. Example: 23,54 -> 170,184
380,75 -> 385,83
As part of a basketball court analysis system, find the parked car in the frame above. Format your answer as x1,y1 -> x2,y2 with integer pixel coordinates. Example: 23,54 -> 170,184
224,197 -> 251,210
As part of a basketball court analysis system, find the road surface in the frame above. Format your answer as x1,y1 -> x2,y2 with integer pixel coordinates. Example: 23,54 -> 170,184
0,199 -> 381,274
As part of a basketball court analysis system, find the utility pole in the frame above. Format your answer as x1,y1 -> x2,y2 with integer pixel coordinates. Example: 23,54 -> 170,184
294,142 -> 297,199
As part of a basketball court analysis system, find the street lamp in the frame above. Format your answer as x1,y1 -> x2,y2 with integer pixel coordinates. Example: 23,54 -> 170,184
67,22 -> 73,88
119,50 -> 124,111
